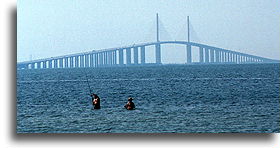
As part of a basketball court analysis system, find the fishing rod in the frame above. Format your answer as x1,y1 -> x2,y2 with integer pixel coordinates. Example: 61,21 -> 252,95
82,55 -> 92,95
84,70 -> 92,95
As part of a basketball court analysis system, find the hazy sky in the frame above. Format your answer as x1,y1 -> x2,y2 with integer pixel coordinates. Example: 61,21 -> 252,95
18,0 -> 280,63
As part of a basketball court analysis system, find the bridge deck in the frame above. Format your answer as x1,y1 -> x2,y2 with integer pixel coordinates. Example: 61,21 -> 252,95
17,41 -> 279,69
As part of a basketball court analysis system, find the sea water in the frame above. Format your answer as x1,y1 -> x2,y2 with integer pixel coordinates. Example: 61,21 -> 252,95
17,64 -> 280,133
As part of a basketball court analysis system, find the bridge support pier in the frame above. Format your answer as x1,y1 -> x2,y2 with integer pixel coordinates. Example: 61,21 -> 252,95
48,60 -> 52,68
80,55 -> 85,67
104,52 -> 106,66
199,47 -> 203,63
111,51 -> 114,66
133,47 -> 138,64
210,49 -> 214,63
110,51 -> 114,66
37,62 -> 41,69
113,51 -> 117,65
76,56 -> 79,68
225,52 -> 228,63
59,58 -> 63,68
141,46 -> 145,64
70,57 -> 74,68
110,51 -> 113,66
99,53 -> 103,67
228,52 -> 231,62
155,43 -> 161,64
230,53 -> 233,62
108,51 -> 112,66
186,44 -> 192,63
90,54 -> 94,67
65,57 -> 68,68
223,52 -> 226,63
97,53 -> 101,67
224,52 -> 227,62
102,53 -> 105,66
233,53 -> 236,63
107,52 -> 110,66
95,53 -> 98,67
74,56 -> 78,68
222,52 -> 225,63
215,49 -> 220,63
104,52 -> 108,66
118,48 -> 124,65
103,52 -> 106,66
106,52 -> 109,66
105,52 -> 109,66
236,54 -> 240,64
42,61 -> 47,69
112,51 -> 115,65
126,48 -> 131,65
54,59 -> 58,68
227,52 -> 230,62
205,48 -> 209,63
85,54 -> 89,67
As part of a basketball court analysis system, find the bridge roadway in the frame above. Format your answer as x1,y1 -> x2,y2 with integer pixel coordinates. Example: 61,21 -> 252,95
17,41 -> 279,69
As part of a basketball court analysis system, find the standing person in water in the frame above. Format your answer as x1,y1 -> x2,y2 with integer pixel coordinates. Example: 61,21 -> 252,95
124,97 -> 135,110
91,93 -> 101,109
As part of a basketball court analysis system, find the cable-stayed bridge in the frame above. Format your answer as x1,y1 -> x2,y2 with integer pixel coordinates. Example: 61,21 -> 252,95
17,14 -> 279,70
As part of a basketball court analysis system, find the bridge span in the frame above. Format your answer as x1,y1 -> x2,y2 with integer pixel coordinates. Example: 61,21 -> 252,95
17,41 -> 279,70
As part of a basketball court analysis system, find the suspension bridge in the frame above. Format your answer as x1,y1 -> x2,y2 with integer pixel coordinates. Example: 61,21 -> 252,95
17,14 -> 279,70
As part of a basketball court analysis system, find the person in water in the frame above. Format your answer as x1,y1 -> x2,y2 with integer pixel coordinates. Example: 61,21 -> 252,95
124,97 -> 135,110
91,93 -> 101,109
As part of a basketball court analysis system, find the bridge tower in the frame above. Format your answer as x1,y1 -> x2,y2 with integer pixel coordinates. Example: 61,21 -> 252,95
187,16 -> 190,42
186,16 -> 192,63
155,13 -> 161,64
156,13 -> 159,42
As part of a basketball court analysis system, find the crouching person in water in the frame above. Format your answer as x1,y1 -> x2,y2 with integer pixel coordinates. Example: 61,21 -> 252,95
124,97 -> 135,110
91,93 -> 101,109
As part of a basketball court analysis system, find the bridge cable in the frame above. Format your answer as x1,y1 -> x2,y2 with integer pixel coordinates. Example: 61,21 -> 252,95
175,17 -> 200,42
158,18 -> 174,41
188,21 -> 200,42
140,16 -> 174,43
140,19 -> 156,43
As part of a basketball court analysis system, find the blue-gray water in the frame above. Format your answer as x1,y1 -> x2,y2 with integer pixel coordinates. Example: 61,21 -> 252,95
17,64 -> 280,133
